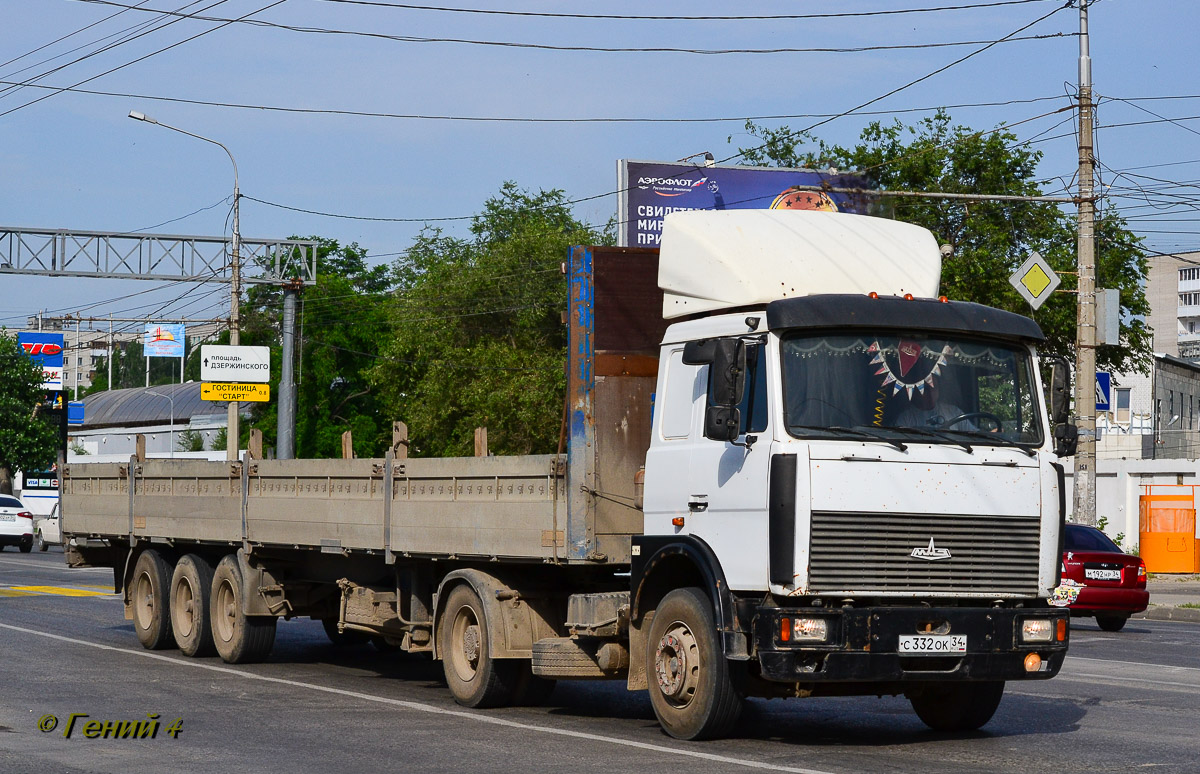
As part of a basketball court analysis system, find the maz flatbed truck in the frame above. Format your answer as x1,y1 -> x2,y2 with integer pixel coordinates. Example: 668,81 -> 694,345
62,210 -> 1075,740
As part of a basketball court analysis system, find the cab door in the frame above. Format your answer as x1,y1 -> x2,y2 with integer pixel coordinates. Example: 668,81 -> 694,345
685,340 -> 773,591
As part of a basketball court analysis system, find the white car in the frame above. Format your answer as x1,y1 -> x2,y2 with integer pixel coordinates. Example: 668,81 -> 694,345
34,503 -> 61,552
0,494 -> 35,553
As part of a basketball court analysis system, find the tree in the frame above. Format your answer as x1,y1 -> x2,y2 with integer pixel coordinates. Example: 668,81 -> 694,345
0,332 -> 60,494
735,113 -> 1151,374
370,182 -> 612,457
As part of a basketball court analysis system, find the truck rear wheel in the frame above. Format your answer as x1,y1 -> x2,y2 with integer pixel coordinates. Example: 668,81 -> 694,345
211,555 -> 276,664
646,587 -> 743,740
131,549 -> 176,650
170,554 -> 216,657
439,584 -> 518,708
907,680 -> 1005,732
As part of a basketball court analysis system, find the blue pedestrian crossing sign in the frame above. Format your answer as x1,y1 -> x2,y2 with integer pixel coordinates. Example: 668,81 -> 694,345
1095,372 -> 1111,412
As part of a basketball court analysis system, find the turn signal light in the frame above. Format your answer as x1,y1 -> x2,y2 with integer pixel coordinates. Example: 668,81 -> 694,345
671,517 -> 685,527
1056,619 -> 1068,642
939,295 -> 949,303
1024,652 -> 1042,672
1137,562 -> 1147,578
903,293 -> 914,300
868,291 -> 879,299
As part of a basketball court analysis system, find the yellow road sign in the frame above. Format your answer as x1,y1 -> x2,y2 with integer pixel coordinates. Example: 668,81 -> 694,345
1009,251 -> 1061,310
201,382 -> 270,402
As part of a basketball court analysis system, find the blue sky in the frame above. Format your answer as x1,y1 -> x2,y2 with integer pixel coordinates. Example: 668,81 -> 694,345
2,0 -> 1198,333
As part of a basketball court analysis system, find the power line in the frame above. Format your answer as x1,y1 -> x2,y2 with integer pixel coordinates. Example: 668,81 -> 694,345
310,0 -> 1055,22
0,0 -> 286,120
70,0 -> 1076,55
0,77 -> 1069,124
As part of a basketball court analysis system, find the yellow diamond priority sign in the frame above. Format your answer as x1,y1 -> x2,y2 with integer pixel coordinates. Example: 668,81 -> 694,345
1009,251 -> 1061,310
201,382 -> 270,402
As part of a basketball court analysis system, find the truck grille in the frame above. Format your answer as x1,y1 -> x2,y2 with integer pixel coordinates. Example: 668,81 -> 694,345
808,511 -> 1042,596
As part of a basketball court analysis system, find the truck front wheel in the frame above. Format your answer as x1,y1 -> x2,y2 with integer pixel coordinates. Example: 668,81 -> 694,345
646,587 -> 743,740
439,584 -> 518,708
907,680 -> 1005,732
210,555 -> 276,664
131,549 -> 176,650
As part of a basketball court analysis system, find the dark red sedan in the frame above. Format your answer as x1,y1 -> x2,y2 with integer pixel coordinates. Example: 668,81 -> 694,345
1061,524 -> 1148,631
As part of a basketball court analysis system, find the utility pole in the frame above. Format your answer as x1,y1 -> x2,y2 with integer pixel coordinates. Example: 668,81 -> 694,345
277,278 -> 302,459
229,176 -> 242,461
1072,0 -> 1098,526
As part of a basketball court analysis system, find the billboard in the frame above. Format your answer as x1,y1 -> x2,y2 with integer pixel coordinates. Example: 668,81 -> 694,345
144,323 -> 186,358
617,159 -> 871,248
17,331 -> 65,390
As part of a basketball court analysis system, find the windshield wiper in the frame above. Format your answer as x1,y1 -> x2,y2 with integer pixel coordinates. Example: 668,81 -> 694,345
879,425 -> 973,454
944,429 -> 1037,457
790,425 -> 908,452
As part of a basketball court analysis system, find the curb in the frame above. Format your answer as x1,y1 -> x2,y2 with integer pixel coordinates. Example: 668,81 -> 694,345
1133,606 -> 1200,623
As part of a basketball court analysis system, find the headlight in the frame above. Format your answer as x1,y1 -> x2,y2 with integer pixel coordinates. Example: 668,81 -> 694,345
781,617 -> 829,643
1021,618 -> 1054,643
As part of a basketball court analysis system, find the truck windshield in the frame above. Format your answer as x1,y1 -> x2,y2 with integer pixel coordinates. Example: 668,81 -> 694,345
780,332 -> 1044,449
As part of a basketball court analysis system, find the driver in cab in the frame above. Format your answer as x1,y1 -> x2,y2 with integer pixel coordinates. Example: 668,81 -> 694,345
894,380 -> 977,431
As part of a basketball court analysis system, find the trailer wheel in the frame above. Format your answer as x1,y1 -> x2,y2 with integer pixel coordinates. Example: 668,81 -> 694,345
907,681 -> 1005,732
439,584 -> 518,708
211,555 -> 276,664
646,587 -> 743,740
170,554 -> 216,657
131,549 -> 176,650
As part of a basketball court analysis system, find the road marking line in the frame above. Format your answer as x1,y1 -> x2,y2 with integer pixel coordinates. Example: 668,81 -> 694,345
6,585 -> 110,597
1068,655 -> 1200,674
0,622 -> 834,774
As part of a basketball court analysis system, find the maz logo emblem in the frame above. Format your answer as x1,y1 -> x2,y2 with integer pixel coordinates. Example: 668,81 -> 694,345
910,538 -> 952,561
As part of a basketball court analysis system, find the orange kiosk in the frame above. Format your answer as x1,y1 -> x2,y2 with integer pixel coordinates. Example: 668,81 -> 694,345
1138,490 -> 1199,573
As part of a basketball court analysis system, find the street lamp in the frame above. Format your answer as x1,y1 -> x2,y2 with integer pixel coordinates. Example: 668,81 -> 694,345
129,110 -> 241,461
145,388 -> 175,459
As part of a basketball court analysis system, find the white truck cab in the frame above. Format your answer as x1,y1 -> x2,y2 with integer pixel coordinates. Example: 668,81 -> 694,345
631,210 -> 1072,737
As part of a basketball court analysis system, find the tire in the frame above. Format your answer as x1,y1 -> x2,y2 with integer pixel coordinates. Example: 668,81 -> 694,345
645,587 -> 744,740
131,549 -> 176,650
170,554 -> 216,657
438,584 -> 518,708
210,555 -> 276,664
36,531 -> 47,552
907,681 -> 1005,732
322,618 -> 370,647
18,537 -> 32,553
1096,615 -> 1129,632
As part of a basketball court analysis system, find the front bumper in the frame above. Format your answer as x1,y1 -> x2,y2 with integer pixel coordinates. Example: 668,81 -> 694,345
754,605 -> 1069,683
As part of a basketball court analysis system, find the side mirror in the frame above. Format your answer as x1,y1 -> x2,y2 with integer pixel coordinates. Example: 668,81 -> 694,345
710,339 -> 746,407
1049,356 -> 1071,425
1054,422 -> 1079,457
683,337 -> 747,442
704,406 -> 742,443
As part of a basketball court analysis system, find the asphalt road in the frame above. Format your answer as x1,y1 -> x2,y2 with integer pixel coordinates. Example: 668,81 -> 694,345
2,549 -> 1197,774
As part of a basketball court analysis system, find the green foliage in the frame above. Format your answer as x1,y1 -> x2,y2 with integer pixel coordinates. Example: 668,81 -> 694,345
736,113 -> 1152,377
212,426 -> 227,452
176,429 -> 206,452
241,238 -> 396,458
0,332 -> 60,493
370,182 -> 612,457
